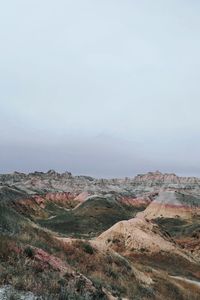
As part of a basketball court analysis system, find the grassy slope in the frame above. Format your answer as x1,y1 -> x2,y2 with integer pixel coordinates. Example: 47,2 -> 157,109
154,216 -> 200,238
37,196 -> 142,238
0,202 -> 27,235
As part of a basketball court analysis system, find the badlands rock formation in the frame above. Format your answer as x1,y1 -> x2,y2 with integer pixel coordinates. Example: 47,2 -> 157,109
1,170 -> 200,196
97,216 -> 177,254
0,170 -> 200,299
138,190 -> 200,219
134,171 -> 200,186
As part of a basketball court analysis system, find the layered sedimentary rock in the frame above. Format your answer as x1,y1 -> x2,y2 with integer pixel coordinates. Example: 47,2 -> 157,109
0,170 -> 200,299
1,170 -> 200,196
138,190 -> 200,219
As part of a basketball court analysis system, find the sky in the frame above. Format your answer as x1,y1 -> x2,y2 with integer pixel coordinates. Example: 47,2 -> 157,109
1,0 -> 200,178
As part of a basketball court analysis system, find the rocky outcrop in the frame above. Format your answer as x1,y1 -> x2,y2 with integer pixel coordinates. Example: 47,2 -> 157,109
97,216 -> 177,254
138,191 -> 200,220
1,171 -> 200,197
134,171 -> 200,186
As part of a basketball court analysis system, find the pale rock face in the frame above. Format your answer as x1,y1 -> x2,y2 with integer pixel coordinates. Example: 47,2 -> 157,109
96,214 -> 198,264
134,171 -> 200,185
1,170 -> 200,197
97,216 -> 186,256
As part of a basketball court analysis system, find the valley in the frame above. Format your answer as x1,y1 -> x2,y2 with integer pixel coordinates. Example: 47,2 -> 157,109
0,171 -> 200,299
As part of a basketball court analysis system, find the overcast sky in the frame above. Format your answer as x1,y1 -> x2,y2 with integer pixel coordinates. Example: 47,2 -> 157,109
1,0 -> 200,177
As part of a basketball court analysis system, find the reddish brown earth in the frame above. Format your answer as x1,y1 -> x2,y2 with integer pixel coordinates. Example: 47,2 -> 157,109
45,191 -> 89,204
119,196 -> 152,208
10,192 -> 88,218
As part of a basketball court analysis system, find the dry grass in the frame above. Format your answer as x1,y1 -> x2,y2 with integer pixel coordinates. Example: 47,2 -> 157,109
1,222 -> 200,300
57,239 -> 153,299
127,250 -> 200,281
0,235 -> 61,296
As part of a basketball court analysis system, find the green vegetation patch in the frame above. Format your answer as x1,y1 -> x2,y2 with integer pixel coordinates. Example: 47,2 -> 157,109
154,217 -> 200,238
37,196 -> 139,238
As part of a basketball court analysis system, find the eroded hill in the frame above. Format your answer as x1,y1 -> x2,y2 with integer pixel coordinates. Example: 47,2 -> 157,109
0,171 -> 200,299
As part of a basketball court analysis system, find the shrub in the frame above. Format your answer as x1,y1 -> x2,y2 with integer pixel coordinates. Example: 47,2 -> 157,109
105,266 -> 118,279
81,242 -> 94,255
24,246 -> 34,258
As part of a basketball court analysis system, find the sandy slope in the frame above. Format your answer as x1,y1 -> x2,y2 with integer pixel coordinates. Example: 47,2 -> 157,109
96,215 -> 190,259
